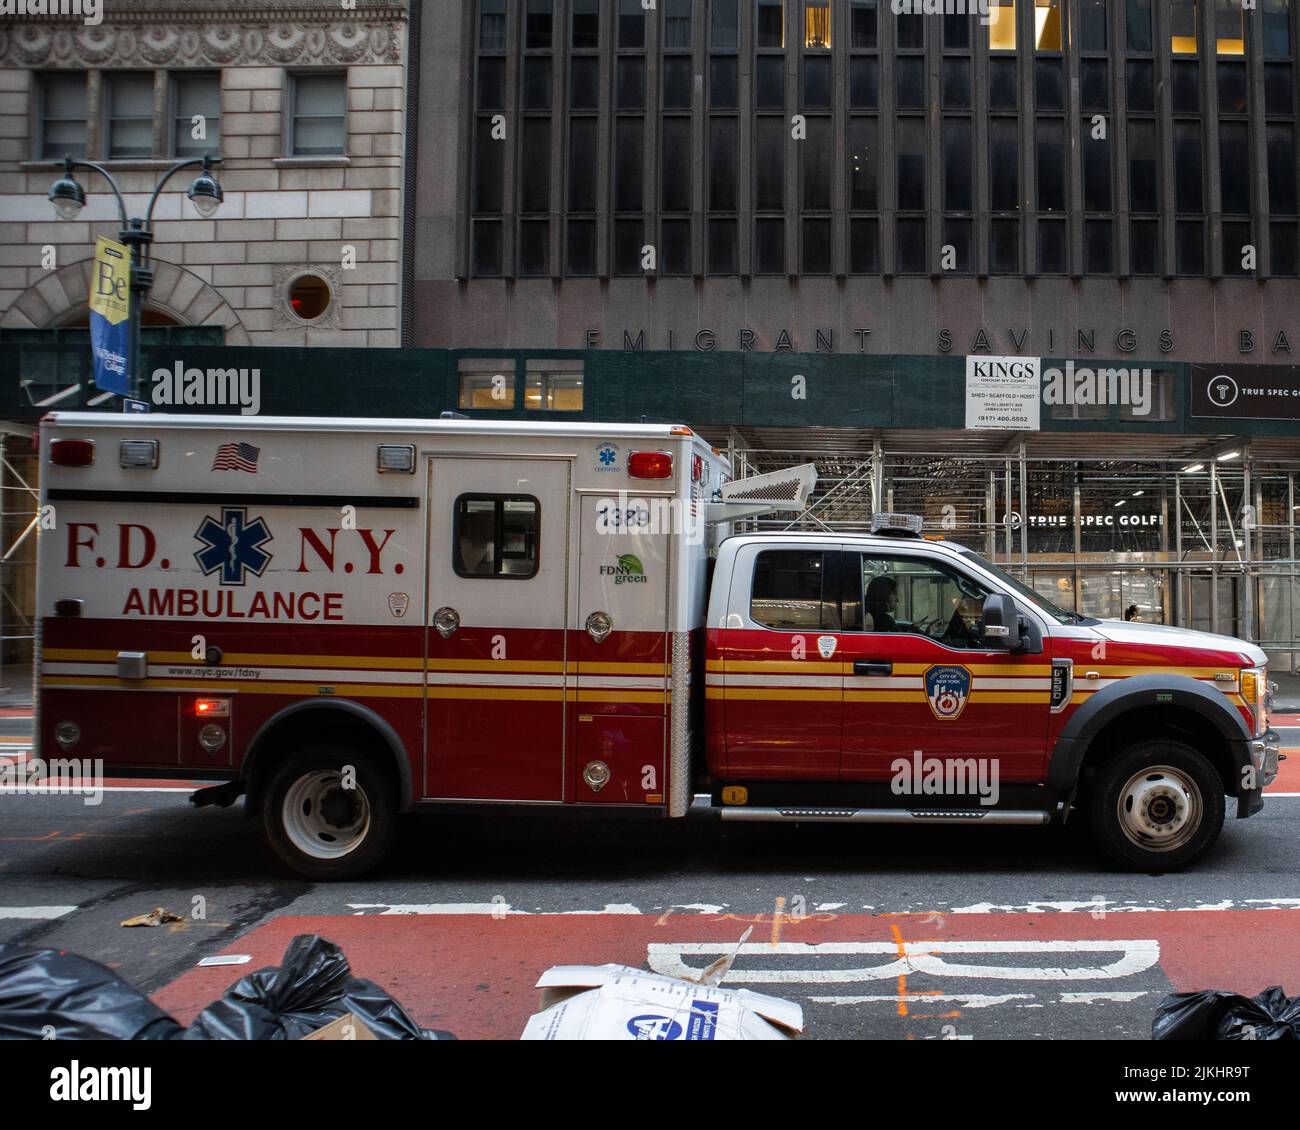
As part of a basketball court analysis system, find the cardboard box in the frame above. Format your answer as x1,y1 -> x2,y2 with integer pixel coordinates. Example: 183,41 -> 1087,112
301,1012 -> 378,1041
520,964 -> 803,1041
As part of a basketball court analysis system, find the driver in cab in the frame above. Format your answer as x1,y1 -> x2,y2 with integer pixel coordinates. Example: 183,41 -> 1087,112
865,574 -> 985,646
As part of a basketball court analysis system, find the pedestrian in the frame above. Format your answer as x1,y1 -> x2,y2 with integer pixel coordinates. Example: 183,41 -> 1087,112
1124,604 -> 1140,622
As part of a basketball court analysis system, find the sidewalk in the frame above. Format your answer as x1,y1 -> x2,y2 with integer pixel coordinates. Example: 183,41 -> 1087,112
1271,670 -> 1300,713
0,663 -> 32,709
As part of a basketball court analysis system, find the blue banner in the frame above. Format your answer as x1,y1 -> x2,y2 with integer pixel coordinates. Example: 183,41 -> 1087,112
89,236 -> 130,397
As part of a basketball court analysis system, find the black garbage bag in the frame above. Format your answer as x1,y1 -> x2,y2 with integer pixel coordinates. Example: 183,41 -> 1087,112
1154,985 -> 1300,1040
0,944 -> 183,1041
183,934 -> 434,1040
1218,987 -> 1300,1041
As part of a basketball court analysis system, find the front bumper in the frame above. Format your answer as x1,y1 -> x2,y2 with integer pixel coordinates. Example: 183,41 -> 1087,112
1236,730 -> 1280,819
1253,729 -> 1281,788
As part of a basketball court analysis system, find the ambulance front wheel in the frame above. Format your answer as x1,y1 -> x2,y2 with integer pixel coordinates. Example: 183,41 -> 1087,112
1088,740 -> 1225,872
262,746 -> 398,880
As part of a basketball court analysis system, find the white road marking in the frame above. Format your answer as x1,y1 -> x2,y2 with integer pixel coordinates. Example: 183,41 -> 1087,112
944,897 -> 1300,914
349,902 -> 524,916
0,906 -> 77,920
1060,991 -> 1149,1004
648,939 -> 1161,983
812,992 -> 1035,1009
346,902 -> 646,916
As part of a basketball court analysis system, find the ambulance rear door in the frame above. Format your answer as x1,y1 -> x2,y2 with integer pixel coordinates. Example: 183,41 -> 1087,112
423,453 -> 572,801
571,492 -> 671,805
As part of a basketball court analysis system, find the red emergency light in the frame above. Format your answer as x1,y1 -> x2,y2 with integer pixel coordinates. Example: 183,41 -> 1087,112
49,438 -> 94,467
628,451 -> 673,479
194,698 -> 230,718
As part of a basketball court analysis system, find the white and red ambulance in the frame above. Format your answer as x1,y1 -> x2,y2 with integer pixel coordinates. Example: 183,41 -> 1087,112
35,413 -> 1278,877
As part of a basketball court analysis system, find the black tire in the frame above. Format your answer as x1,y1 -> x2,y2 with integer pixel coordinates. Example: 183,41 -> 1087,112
1088,740 -> 1225,872
261,744 -> 398,880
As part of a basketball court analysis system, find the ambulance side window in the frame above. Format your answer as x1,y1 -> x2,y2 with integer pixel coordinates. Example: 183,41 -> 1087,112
750,550 -> 840,630
454,494 -> 539,578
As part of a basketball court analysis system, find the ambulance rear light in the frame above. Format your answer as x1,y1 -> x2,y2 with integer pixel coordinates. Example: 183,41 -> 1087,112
628,451 -> 673,479
670,425 -> 694,436
195,698 -> 230,718
49,438 -> 94,466
377,444 -> 416,474
692,454 -> 704,481
120,439 -> 159,469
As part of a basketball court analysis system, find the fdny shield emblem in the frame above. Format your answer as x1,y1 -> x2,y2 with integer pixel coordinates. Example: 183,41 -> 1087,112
924,664 -> 972,720
816,635 -> 837,659
388,593 -> 410,618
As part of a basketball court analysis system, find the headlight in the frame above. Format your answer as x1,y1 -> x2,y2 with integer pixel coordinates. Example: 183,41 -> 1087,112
1241,666 -> 1267,736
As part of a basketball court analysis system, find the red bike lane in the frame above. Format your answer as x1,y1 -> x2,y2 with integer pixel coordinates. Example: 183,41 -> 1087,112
150,907 -> 1300,1039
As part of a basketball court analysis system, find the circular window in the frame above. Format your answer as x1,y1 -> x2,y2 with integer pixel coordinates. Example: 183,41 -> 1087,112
288,274 -> 331,321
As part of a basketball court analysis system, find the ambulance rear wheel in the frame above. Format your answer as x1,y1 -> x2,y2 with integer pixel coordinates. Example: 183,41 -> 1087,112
263,746 -> 397,880
1089,741 -> 1225,872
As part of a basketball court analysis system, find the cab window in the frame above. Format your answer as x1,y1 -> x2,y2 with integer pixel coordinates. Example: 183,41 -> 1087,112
855,553 -> 990,649
751,550 -> 840,630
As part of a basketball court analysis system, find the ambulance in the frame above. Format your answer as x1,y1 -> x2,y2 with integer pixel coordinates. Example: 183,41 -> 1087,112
35,413 -> 1279,877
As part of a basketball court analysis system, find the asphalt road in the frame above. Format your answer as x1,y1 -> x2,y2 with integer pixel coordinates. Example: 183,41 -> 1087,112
3,728 -> 1299,1040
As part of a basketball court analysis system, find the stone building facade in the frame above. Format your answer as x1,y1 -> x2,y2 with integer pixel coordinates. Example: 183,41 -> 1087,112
0,0 -> 408,347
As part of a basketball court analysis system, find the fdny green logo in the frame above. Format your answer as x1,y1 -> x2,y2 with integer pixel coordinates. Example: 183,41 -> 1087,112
601,554 -> 648,585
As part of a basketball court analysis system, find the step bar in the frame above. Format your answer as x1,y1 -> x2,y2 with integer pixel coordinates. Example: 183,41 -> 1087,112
712,806 -> 1051,826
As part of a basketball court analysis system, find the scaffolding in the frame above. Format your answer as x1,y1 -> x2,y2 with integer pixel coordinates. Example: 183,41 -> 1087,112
0,427 -> 38,692
716,430 -> 1300,670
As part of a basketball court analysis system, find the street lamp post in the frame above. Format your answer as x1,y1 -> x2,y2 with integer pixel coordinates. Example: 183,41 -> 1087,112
47,155 -> 223,403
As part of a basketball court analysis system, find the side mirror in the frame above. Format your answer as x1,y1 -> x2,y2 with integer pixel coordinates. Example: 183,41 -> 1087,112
982,593 -> 1021,650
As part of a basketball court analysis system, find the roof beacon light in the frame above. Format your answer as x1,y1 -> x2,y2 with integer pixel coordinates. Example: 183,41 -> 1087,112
871,513 -> 925,537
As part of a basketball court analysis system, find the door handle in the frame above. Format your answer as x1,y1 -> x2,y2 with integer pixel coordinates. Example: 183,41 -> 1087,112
433,606 -> 460,639
854,660 -> 893,676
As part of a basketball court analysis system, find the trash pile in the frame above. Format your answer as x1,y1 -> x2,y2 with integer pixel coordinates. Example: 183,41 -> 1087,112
0,934 -> 452,1041
0,926 -> 802,1040
1153,986 -> 1300,1040
521,964 -> 803,1040
521,927 -> 804,1040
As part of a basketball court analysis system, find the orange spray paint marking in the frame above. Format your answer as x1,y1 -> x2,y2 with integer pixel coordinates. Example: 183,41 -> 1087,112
890,923 -> 910,1017
655,908 -> 675,927
771,897 -> 786,946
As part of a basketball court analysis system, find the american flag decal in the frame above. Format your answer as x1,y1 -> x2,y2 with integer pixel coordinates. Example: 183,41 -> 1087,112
212,442 -> 260,473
